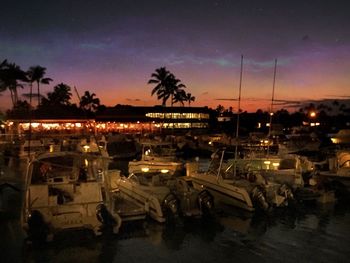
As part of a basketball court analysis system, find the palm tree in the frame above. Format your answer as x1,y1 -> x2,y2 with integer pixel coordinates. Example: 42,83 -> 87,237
216,104 -> 225,114
45,83 -> 72,106
80,91 -> 100,112
148,67 -> 172,106
27,65 -> 52,106
185,92 -> 195,106
167,75 -> 186,106
148,67 -> 186,106
0,59 -> 9,94
0,61 -> 27,107
172,89 -> 186,106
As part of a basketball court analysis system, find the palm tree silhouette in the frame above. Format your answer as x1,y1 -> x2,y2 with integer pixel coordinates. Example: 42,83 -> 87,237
172,89 -> 186,106
27,66 -> 52,106
0,60 -> 27,107
148,67 -> 172,106
185,92 -> 195,106
80,91 -> 100,112
45,83 -> 72,106
148,67 -> 186,106
168,75 -> 186,106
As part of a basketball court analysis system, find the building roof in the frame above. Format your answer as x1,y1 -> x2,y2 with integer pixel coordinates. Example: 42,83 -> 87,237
95,105 -> 212,122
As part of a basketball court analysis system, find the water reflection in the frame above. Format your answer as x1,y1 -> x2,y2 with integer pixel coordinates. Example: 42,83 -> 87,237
1,186 -> 350,262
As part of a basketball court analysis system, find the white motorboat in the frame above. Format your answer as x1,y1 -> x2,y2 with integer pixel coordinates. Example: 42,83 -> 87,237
22,151 -> 122,243
313,150 -> 350,196
186,149 -> 294,212
109,168 -> 214,223
128,140 -> 184,176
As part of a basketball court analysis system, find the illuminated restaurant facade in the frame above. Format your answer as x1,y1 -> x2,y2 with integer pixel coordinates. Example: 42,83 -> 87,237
6,106 -> 212,135
95,106 -> 211,133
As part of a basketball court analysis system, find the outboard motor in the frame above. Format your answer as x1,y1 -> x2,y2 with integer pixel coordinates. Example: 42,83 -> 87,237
278,184 -> 294,201
162,193 -> 179,222
251,186 -> 269,211
198,190 -> 214,216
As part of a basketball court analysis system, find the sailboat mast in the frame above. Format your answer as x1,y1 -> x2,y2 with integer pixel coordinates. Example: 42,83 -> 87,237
267,58 -> 277,157
233,55 -> 243,177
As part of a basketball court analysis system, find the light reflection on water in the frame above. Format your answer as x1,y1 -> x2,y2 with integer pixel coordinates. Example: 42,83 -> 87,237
1,201 -> 349,263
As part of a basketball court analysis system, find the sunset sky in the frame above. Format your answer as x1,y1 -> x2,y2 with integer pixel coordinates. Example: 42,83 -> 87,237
1,0 -> 349,112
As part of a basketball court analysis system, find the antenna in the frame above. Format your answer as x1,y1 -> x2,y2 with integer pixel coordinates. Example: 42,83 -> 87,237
233,55 -> 243,178
267,59 -> 277,157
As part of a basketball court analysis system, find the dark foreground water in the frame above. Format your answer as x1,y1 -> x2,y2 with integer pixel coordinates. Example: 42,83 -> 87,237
1,199 -> 350,263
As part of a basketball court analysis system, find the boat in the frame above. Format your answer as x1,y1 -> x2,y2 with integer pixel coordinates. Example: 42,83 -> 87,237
109,167 -> 214,223
237,153 -> 327,202
186,55 -> 290,212
21,151 -> 122,243
186,149 -> 294,212
128,140 -> 184,176
312,150 -> 350,197
107,169 -> 148,222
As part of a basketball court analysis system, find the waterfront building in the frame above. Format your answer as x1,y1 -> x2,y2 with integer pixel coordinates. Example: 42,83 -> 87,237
4,105 -> 212,136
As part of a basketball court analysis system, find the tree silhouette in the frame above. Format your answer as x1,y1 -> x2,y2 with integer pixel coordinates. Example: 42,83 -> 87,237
185,92 -> 195,106
43,83 -> 72,106
0,60 -> 27,107
80,91 -> 100,112
148,67 -> 186,106
172,89 -> 186,106
216,104 -> 225,114
148,67 -> 172,106
27,65 -> 52,106
168,75 -> 186,106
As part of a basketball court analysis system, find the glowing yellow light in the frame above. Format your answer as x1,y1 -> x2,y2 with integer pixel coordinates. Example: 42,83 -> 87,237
272,162 -> 280,167
83,145 -> 90,152
31,122 -> 40,128
264,161 -> 271,165
310,111 -> 316,118
331,138 -> 338,144
141,167 -> 149,172
160,169 -> 169,173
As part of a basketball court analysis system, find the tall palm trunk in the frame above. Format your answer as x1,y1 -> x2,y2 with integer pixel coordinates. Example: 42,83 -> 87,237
13,88 -> 18,105
9,89 -> 15,106
37,81 -> 40,106
29,82 -> 33,106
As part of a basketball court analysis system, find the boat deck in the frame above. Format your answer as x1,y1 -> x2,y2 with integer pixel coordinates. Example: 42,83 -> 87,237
113,194 -> 147,222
